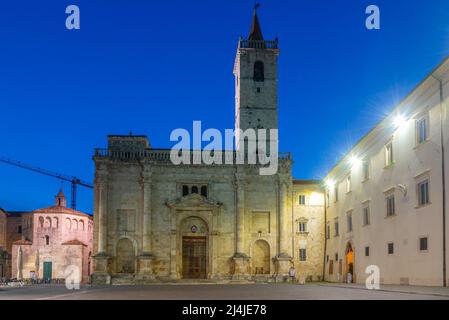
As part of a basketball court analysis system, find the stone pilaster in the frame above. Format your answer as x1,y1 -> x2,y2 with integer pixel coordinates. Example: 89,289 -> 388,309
92,168 -> 110,284
232,170 -> 250,280
91,252 -> 111,284
140,166 -> 152,254
136,165 -> 155,280
97,171 -> 108,254
169,228 -> 178,280
275,177 -> 292,279
136,254 -> 155,280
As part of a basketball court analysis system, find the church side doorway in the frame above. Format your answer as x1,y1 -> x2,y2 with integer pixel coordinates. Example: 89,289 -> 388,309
182,237 -> 207,279
346,242 -> 354,283
43,261 -> 52,282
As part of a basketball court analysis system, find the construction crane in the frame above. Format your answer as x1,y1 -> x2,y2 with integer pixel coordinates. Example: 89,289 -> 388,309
0,157 -> 93,210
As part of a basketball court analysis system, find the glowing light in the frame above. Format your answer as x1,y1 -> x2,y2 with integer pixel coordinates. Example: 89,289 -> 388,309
393,114 -> 407,129
348,155 -> 362,170
309,192 -> 324,206
325,179 -> 336,189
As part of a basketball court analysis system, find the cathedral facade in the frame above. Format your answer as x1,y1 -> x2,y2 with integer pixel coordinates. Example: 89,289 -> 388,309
91,11 -> 325,284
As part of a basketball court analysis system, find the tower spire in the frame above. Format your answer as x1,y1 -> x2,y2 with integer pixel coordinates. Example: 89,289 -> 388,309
248,3 -> 264,41
55,188 -> 67,207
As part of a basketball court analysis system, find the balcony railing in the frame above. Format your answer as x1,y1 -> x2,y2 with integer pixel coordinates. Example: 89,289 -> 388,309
239,39 -> 278,50
94,148 -> 291,163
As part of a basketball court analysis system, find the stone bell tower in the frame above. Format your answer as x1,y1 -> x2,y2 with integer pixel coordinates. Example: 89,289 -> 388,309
234,5 -> 279,154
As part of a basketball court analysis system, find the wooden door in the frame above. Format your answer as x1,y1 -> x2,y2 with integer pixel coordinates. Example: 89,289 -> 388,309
43,262 -> 52,281
182,237 -> 207,279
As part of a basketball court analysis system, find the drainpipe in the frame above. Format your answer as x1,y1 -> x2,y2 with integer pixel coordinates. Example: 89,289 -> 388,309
291,190 -> 295,261
322,186 -> 328,282
432,74 -> 447,287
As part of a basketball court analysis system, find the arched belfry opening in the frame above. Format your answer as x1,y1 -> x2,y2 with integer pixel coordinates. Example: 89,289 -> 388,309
254,61 -> 265,82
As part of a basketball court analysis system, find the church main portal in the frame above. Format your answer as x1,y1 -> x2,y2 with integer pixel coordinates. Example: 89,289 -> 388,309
182,236 -> 207,279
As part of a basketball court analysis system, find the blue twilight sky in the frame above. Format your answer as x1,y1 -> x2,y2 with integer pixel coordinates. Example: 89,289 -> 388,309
1,0 -> 449,214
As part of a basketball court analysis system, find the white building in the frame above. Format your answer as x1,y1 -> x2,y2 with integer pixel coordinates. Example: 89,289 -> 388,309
324,57 -> 449,286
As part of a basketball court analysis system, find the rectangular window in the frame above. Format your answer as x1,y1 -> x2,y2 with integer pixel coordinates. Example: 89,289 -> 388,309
326,255 -> 329,263
363,160 -> 370,181
334,219 -> 339,237
17,225 -> 22,234
335,253 -> 339,262
334,185 -> 339,202
346,175 -> 351,193
326,191 -> 330,207
388,242 -> 394,255
298,222 -> 307,233
299,195 -> 306,205
386,194 -> 396,217
385,142 -> 394,167
329,260 -> 334,275
418,180 -> 430,206
326,224 -> 331,240
299,249 -> 307,261
419,237 -> 428,251
363,205 -> 370,226
416,117 -> 428,144
347,212 -> 353,233
365,246 -> 370,257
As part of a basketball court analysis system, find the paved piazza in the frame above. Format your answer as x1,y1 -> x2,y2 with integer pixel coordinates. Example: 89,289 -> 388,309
0,283 -> 448,300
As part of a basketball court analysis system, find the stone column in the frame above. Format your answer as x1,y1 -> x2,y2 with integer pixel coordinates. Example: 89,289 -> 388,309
232,171 -> 250,280
137,165 -> 154,280
275,177 -> 292,280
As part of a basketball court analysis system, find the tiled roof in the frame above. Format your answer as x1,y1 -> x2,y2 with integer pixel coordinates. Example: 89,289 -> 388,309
32,206 -> 92,218
13,239 -> 32,245
62,239 -> 87,246
6,211 -> 30,218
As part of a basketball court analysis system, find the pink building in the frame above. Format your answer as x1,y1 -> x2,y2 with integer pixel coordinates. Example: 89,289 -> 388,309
9,190 -> 93,283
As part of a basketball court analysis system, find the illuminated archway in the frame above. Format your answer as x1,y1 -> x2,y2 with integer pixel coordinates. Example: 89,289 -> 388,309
345,242 -> 354,283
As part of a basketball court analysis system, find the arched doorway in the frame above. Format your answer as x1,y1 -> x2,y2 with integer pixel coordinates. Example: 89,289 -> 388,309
345,242 -> 354,283
181,217 -> 208,279
252,240 -> 270,275
116,238 -> 135,274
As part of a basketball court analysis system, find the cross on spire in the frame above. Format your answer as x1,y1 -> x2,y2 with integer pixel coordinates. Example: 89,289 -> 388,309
249,3 -> 264,41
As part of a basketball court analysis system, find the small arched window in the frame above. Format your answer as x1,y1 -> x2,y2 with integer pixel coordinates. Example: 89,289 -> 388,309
201,186 -> 208,198
79,220 -> 85,231
45,235 -> 50,245
182,185 -> 189,197
65,218 -> 71,230
44,217 -> 52,228
53,217 -> 59,228
72,219 -> 78,230
254,61 -> 265,82
191,186 -> 199,194
39,217 -> 44,228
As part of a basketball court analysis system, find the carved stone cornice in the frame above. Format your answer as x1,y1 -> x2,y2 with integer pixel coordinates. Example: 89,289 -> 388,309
165,193 -> 223,209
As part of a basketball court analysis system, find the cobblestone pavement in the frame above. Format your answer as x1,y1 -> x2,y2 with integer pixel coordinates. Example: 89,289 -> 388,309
0,283 -> 448,300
